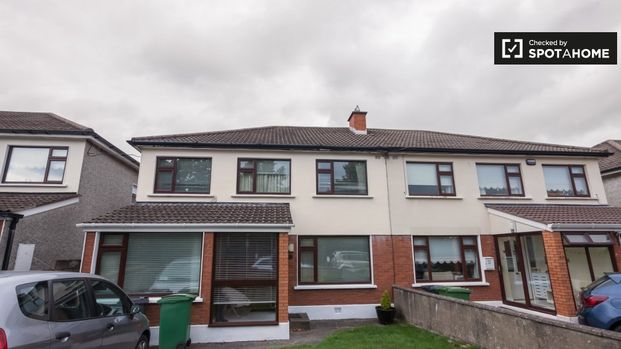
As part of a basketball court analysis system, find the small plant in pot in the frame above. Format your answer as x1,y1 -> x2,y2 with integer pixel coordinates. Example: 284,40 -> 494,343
375,290 -> 396,325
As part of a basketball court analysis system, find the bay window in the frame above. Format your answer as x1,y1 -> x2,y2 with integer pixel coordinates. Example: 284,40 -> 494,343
96,233 -> 203,295
413,236 -> 481,282
316,160 -> 368,195
298,236 -> 371,284
155,157 -> 212,193
211,233 -> 278,324
476,164 -> 524,196
543,165 -> 589,197
406,162 -> 455,196
237,159 -> 291,194
2,146 -> 68,183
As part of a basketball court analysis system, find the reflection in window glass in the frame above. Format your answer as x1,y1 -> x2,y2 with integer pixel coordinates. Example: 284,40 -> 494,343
17,281 -> 48,320
414,250 -> 429,281
91,280 -> 129,316
521,235 -> 554,310
175,158 -> 211,192
543,166 -> 574,196
477,165 -> 508,195
407,163 -> 437,195
4,147 -> 50,182
429,237 -> 463,281
52,280 -> 91,321
256,160 -> 290,193
99,251 -> 121,284
413,236 -> 481,282
299,237 -> 371,284
47,161 -> 66,182
333,162 -> 367,194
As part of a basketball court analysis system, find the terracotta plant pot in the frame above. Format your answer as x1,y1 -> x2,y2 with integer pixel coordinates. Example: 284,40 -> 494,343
375,306 -> 396,325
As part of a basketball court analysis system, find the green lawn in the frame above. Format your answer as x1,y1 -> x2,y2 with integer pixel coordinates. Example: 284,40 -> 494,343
275,323 -> 476,349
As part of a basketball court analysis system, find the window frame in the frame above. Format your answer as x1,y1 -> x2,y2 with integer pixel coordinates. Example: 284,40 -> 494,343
153,156 -> 212,194
297,236 -> 373,285
2,145 -> 68,184
562,232 -> 618,290
542,164 -> 590,197
210,232 -> 279,327
315,160 -> 369,195
95,232 -> 203,297
476,163 -> 525,197
412,235 -> 482,283
236,158 -> 292,195
406,161 -> 456,196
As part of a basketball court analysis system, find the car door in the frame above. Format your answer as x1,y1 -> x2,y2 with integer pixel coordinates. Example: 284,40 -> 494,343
12,281 -> 53,349
48,279 -> 102,349
88,278 -> 140,349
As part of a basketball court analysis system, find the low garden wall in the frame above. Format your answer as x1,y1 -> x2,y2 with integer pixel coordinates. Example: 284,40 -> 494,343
393,286 -> 621,349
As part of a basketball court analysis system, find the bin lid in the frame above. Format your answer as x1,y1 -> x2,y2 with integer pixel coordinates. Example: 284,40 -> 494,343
156,293 -> 197,304
444,287 -> 472,293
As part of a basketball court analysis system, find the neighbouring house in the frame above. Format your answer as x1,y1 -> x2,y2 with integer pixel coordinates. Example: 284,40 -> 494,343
79,109 -> 621,344
594,140 -> 621,207
0,111 -> 139,271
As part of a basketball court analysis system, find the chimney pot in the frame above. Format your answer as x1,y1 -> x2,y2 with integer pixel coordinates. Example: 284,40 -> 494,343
348,108 -> 367,135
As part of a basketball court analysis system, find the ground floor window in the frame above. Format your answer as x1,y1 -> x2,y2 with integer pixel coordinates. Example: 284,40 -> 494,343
298,236 -> 371,284
563,232 -> 616,304
413,236 -> 480,282
211,232 -> 278,325
96,232 -> 203,295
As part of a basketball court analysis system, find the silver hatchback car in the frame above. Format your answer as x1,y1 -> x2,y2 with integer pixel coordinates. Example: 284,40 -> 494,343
0,271 -> 149,349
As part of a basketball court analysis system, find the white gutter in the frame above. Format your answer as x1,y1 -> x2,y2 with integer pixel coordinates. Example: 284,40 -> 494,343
76,222 -> 294,233
16,197 -> 80,217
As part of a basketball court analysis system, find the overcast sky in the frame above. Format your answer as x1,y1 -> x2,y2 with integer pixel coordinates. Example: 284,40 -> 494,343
1,1 -> 620,157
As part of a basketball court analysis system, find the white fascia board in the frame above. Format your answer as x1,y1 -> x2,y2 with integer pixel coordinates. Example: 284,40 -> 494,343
76,222 -> 294,233
16,197 -> 80,217
549,224 -> 621,231
487,208 -> 549,231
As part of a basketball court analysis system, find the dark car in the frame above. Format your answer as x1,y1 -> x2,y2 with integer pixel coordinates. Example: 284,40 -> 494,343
577,273 -> 621,331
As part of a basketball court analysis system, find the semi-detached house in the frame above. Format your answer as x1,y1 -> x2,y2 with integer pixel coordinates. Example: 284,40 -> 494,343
79,109 -> 621,344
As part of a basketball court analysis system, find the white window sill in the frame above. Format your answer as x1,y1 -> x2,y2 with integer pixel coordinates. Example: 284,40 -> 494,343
545,197 -> 599,201
478,196 -> 532,200
412,282 -> 489,287
294,284 -> 377,290
148,193 -> 214,198
146,297 -> 204,304
231,194 -> 295,198
0,183 -> 67,188
406,196 -> 463,200
312,195 -> 373,199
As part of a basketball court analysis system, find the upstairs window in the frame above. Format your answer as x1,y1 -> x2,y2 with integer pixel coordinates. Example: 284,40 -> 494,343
154,157 -> 212,193
406,162 -> 455,196
476,164 -> 524,196
3,146 -> 68,183
237,159 -> 291,194
316,160 -> 368,195
543,165 -> 589,197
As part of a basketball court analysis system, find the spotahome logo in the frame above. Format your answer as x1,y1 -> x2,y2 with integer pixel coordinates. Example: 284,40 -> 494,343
494,32 -> 617,64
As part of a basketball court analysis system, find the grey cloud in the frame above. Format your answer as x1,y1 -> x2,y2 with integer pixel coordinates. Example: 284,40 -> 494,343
0,0 -> 619,156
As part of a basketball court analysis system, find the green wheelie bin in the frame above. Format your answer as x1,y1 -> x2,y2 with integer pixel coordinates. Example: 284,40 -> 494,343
157,294 -> 196,349
438,286 -> 471,300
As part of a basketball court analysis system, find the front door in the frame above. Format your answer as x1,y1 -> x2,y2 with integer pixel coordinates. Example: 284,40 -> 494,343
496,234 -> 555,312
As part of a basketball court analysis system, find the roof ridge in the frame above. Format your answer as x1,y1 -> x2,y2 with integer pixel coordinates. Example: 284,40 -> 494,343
131,125 -> 285,141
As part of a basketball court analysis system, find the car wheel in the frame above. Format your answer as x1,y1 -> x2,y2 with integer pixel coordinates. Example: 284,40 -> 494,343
135,334 -> 149,349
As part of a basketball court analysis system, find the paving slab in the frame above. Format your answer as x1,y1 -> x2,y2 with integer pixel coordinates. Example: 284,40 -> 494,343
187,319 -> 377,349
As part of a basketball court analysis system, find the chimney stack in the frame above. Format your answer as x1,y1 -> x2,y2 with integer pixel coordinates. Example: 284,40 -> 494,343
348,106 -> 367,135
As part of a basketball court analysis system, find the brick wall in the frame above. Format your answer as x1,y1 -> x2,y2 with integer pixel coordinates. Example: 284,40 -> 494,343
542,231 -> 576,316
80,232 -> 96,273
278,232 -> 289,322
470,235 -> 502,301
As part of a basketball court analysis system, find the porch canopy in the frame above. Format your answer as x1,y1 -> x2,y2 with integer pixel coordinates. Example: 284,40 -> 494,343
486,203 -> 621,232
77,201 -> 294,232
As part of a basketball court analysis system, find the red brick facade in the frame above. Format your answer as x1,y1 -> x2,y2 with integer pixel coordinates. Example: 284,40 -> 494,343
80,232 -> 97,273
469,235 -> 502,301
542,231 -> 576,317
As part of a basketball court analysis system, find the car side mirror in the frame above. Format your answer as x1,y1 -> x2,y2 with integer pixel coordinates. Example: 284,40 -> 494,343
130,304 -> 142,315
